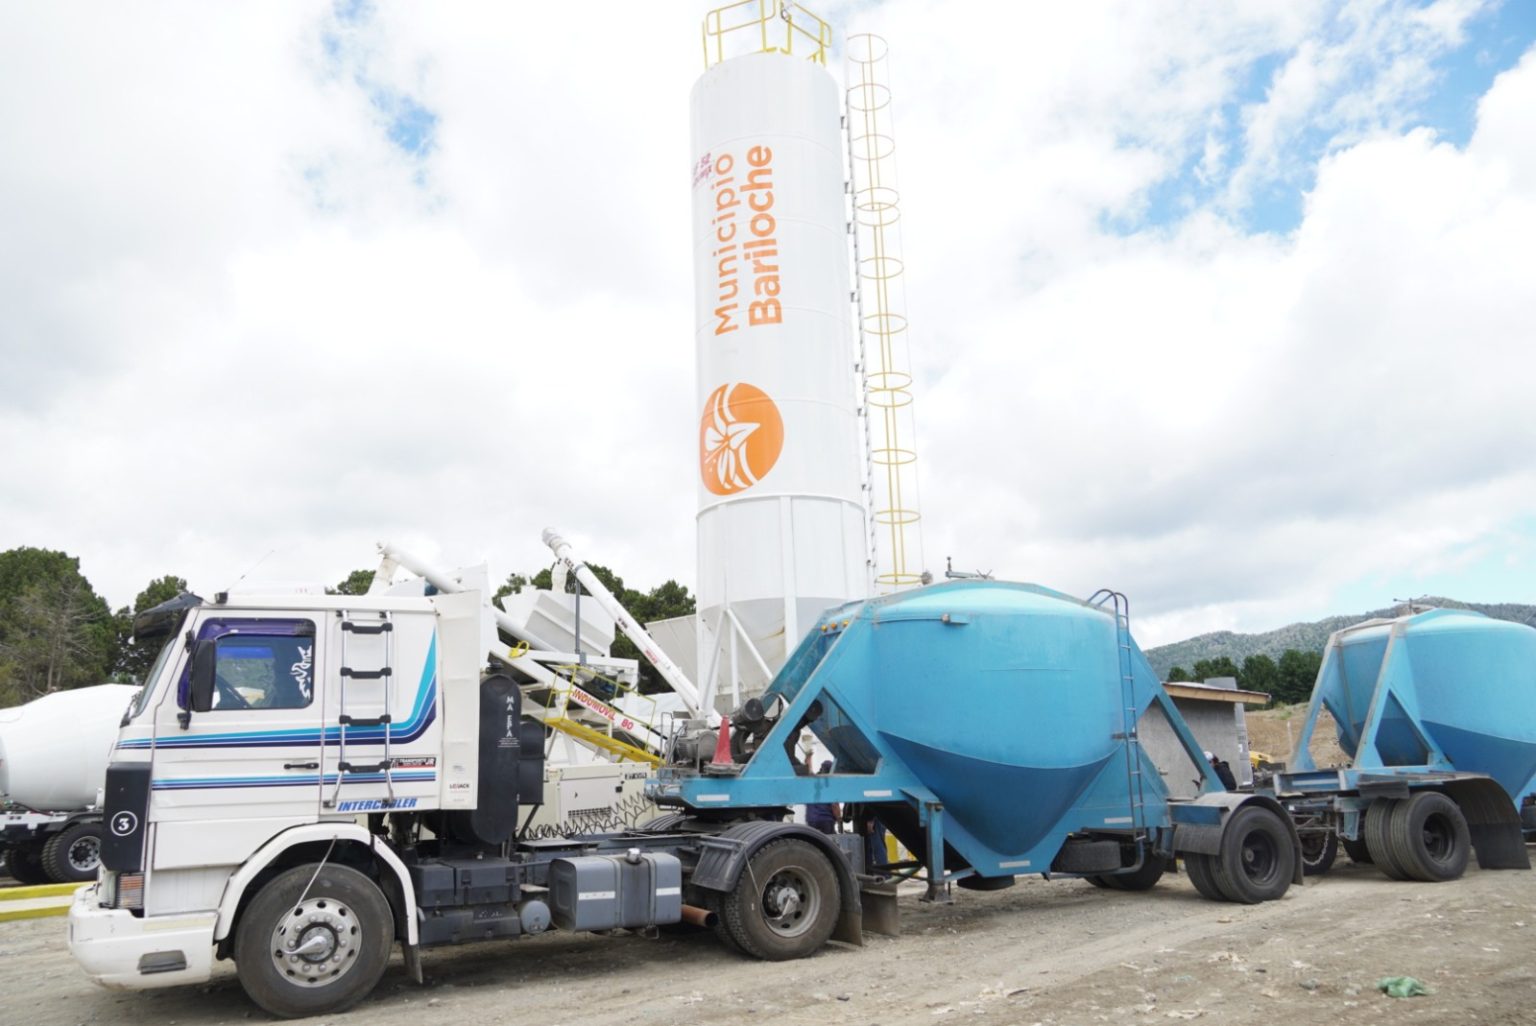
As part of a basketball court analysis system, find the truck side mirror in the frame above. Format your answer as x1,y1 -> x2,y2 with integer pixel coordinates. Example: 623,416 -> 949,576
189,639 -> 217,713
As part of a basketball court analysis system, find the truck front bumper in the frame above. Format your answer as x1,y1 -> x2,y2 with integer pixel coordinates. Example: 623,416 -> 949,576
67,884 -> 215,990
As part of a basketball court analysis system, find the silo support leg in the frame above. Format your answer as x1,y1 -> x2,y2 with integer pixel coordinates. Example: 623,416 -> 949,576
920,800 -> 951,904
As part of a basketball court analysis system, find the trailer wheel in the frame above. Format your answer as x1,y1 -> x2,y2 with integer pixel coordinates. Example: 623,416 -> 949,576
6,843 -> 51,885
1209,806 -> 1292,904
1182,853 -> 1226,902
42,822 -> 103,883
1388,792 -> 1470,882
1341,835 -> 1373,864
1363,798 -> 1410,880
1299,830 -> 1338,876
234,863 -> 393,1019
720,839 -> 840,961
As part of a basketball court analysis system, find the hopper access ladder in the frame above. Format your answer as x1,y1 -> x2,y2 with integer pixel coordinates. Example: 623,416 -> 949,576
1088,589 -> 1148,831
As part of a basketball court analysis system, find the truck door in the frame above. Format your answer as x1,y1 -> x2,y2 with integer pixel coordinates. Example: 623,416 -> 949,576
318,610 -> 441,816
148,615 -> 326,868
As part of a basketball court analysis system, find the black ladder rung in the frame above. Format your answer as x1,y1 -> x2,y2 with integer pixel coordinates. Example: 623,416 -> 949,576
338,761 -> 390,774
341,667 -> 392,679
342,621 -> 393,634
339,714 -> 392,726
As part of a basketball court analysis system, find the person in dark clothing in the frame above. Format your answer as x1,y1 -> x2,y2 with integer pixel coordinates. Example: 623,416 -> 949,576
805,759 -> 841,834
1205,750 -> 1238,789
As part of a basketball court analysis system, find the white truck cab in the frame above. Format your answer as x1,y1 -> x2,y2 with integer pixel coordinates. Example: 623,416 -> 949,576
69,586 -> 505,1011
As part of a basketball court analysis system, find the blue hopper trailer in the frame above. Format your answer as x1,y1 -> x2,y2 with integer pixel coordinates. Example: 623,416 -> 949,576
650,579 -> 1310,920
1275,608 -> 1535,878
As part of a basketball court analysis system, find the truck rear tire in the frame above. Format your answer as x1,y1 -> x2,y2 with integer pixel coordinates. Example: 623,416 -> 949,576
1363,798 -> 1410,880
720,839 -> 840,961
1388,791 -> 1470,882
1182,854 -> 1226,902
234,863 -> 393,1019
1209,806 -> 1292,904
7,843 -> 51,885
1341,835 -> 1372,864
42,822 -> 103,883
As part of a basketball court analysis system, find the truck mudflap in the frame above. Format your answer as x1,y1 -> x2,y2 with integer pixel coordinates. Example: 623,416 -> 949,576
67,884 -> 216,990
688,820 -> 886,944
1170,793 -> 1305,886
1438,778 -> 1531,870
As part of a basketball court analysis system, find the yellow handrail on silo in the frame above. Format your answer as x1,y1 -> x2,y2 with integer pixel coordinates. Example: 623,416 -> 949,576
701,0 -> 832,70
847,33 -> 925,591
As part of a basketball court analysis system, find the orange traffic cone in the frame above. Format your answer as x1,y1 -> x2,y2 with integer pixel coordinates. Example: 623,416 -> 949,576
710,719 -> 733,767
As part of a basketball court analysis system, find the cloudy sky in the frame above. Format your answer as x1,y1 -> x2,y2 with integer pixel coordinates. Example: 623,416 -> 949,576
2,0 -> 1533,647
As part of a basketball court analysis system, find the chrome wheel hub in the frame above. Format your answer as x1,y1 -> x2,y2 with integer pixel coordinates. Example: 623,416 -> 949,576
268,897 -> 361,988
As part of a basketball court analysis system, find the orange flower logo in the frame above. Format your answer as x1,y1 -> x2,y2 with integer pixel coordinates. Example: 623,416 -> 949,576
699,382 -> 784,496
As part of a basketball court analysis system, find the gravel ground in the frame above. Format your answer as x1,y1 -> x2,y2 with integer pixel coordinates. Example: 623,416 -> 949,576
3,852 -> 1533,1026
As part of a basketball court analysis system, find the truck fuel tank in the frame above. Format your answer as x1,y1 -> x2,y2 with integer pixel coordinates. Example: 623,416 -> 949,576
549,850 -> 682,932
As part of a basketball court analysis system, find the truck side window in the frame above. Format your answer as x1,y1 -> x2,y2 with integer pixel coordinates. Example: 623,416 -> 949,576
213,635 -> 316,710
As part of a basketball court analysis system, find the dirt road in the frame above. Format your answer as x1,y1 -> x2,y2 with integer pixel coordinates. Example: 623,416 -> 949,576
3,857 -> 1532,1026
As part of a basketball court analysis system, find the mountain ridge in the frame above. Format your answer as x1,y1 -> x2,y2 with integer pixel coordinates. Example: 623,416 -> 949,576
1143,596 -> 1536,679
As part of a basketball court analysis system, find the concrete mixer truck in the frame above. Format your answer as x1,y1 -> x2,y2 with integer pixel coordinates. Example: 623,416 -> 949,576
69,574 -> 1308,1019
0,683 -> 139,883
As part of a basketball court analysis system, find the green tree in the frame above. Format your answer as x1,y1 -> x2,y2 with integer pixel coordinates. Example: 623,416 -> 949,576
1275,648 -> 1322,705
328,569 -> 376,596
0,548 -> 116,704
1238,653 -> 1279,700
1166,665 -> 1191,683
1191,656 -> 1241,683
112,575 -> 190,683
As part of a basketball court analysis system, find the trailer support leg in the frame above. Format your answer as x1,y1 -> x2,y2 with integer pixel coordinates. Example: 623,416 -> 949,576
919,800 -> 951,904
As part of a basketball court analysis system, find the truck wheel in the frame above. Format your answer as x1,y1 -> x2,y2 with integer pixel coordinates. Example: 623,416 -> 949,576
42,822 -> 103,883
1299,830 -> 1338,876
1388,792 -> 1470,882
1363,798 -> 1410,880
721,839 -> 840,961
234,863 -> 393,1018
7,843 -> 51,885
1182,853 -> 1226,901
1341,835 -> 1373,864
1209,806 -> 1292,904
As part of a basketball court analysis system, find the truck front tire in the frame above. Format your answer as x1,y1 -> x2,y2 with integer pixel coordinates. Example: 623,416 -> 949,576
42,822 -> 103,883
234,863 -> 394,1019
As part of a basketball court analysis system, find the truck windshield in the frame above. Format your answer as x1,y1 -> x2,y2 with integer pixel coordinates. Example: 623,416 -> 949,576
128,636 -> 180,720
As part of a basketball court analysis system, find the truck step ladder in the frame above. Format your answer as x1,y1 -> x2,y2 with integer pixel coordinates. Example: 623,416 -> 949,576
328,614 -> 395,809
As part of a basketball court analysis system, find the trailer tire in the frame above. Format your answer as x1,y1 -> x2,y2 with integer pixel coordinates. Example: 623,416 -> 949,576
1182,853 -> 1226,902
6,843 -> 50,885
1209,806 -> 1292,904
720,839 -> 840,961
1341,835 -> 1373,864
1299,830 -> 1338,876
1388,791 -> 1470,882
234,863 -> 393,1019
42,822 -> 103,883
1363,798 -> 1410,880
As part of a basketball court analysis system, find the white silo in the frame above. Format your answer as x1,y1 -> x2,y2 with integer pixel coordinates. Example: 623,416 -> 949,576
691,5 -> 867,707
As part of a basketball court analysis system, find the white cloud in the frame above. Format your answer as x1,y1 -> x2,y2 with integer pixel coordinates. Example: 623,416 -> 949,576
0,1 -> 1531,656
